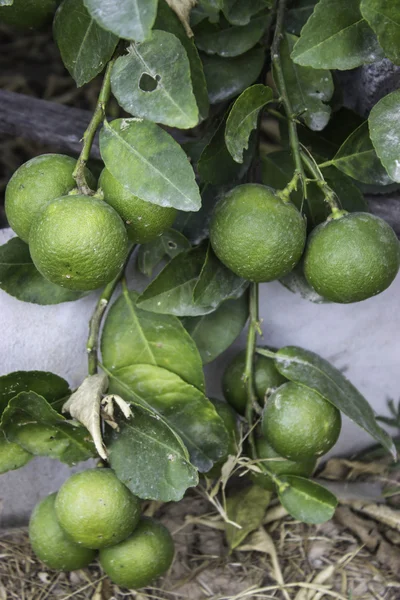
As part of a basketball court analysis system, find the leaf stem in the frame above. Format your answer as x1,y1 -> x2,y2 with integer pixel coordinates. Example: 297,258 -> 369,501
300,147 -> 341,213
244,283 -> 261,456
271,0 -> 307,200
73,59 -> 115,195
87,243 -> 135,376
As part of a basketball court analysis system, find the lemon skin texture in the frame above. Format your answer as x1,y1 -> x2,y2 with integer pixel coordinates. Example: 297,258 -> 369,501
222,348 -> 287,415
251,436 -> 317,491
210,184 -> 306,282
262,382 -> 341,461
99,168 -> 177,243
29,493 -> 96,571
5,154 -> 95,243
0,0 -> 57,29
99,517 -> 174,589
304,212 -> 400,303
29,195 -> 129,291
55,469 -> 141,549
205,398 -> 239,478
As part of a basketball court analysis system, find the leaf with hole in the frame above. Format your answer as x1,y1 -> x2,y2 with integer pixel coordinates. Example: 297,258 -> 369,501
369,89 -> 400,183
0,370 -> 70,416
101,288 -> 205,391
1,392 -> 96,465
225,84 -> 274,163
100,119 -> 201,212
111,31 -> 199,128
182,293 -> 249,363
201,46 -> 265,103
0,238 -> 87,305
54,0 -> 118,87
328,122 -> 392,185
260,345 -> 396,458
278,476 -> 337,524
103,363 -> 229,472
291,0 -> 384,70
137,229 -> 191,277
278,33 -> 334,131
361,0 -> 400,65
225,485 -> 271,550
83,0 -> 157,41
194,13 -> 267,57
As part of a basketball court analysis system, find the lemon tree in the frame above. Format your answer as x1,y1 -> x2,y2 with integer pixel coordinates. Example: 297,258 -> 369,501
1,0 -> 400,586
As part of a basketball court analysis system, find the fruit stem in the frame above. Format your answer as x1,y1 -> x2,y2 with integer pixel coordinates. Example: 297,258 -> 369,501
300,147 -> 341,213
244,283 -> 261,457
271,0 -> 307,201
73,58 -> 115,195
87,243 -> 135,376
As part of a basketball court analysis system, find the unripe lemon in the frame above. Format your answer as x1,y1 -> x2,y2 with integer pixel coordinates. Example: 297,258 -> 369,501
99,168 -> 177,243
210,184 -> 306,282
262,382 -> 341,461
0,0 -> 57,29
55,469 -> 141,549
29,195 -> 129,291
99,517 -> 174,589
304,212 -> 400,303
222,348 -> 286,415
29,493 -> 96,571
5,154 -> 95,242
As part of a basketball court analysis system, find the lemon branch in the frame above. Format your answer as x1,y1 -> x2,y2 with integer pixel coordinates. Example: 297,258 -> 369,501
300,147 -> 341,214
73,58 -> 115,195
244,283 -> 262,458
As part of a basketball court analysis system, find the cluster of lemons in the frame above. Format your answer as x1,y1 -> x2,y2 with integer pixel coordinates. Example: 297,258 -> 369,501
29,468 -> 174,589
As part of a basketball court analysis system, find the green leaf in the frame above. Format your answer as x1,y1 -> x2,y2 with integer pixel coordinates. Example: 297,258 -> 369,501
104,363 -> 229,472
361,0 -> 400,65
111,32 -> 199,128
194,13 -> 267,57
225,84 -> 274,163
291,0 -> 384,70
0,370 -> 70,416
100,118 -> 201,212
182,293 -> 249,364
286,0 -> 318,35
222,0 -> 269,25
173,183 -> 221,244
201,46 -> 265,104
82,0 -> 157,41
279,33 -> 334,131
101,288 -> 205,391
54,0 -> 118,88
225,485 -> 271,550
1,392 -> 96,465
0,430 -> 32,475
106,404 -> 198,501
329,122 -> 392,185
269,346 -> 396,459
278,476 -> 337,524
193,244 -> 248,307
198,117 -> 255,184
155,1 -> 209,120
369,89 -> 400,183
0,238 -> 86,305
137,229 -> 191,277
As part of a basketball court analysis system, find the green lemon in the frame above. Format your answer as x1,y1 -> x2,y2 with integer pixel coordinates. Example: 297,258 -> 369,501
55,469 -> 141,549
251,436 -> 317,491
222,348 -> 287,415
0,0 -> 57,29
29,493 -> 96,571
99,168 -> 177,243
304,212 -> 400,303
5,154 -> 95,242
206,397 -> 239,478
209,184 -> 306,282
29,194 -> 129,291
262,382 -> 341,461
99,517 -> 174,589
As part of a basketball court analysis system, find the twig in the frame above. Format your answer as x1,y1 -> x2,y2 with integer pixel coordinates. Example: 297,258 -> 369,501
244,282 -> 261,459
300,146 -> 341,213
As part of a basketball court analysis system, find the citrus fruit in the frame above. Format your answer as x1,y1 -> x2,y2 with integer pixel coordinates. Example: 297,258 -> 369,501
209,184 -> 306,282
55,468 -> 141,549
99,517 -> 174,589
29,493 -> 96,571
251,436 -> 317,491
222,348 -> 287,415
304,212 -> 400,303
262,382 -> 341,461
206,397 -> 239,478
5,154 -> 95,242
29,194 -> 129,291
0,0 -> 57,29
99,168 -> 177,243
